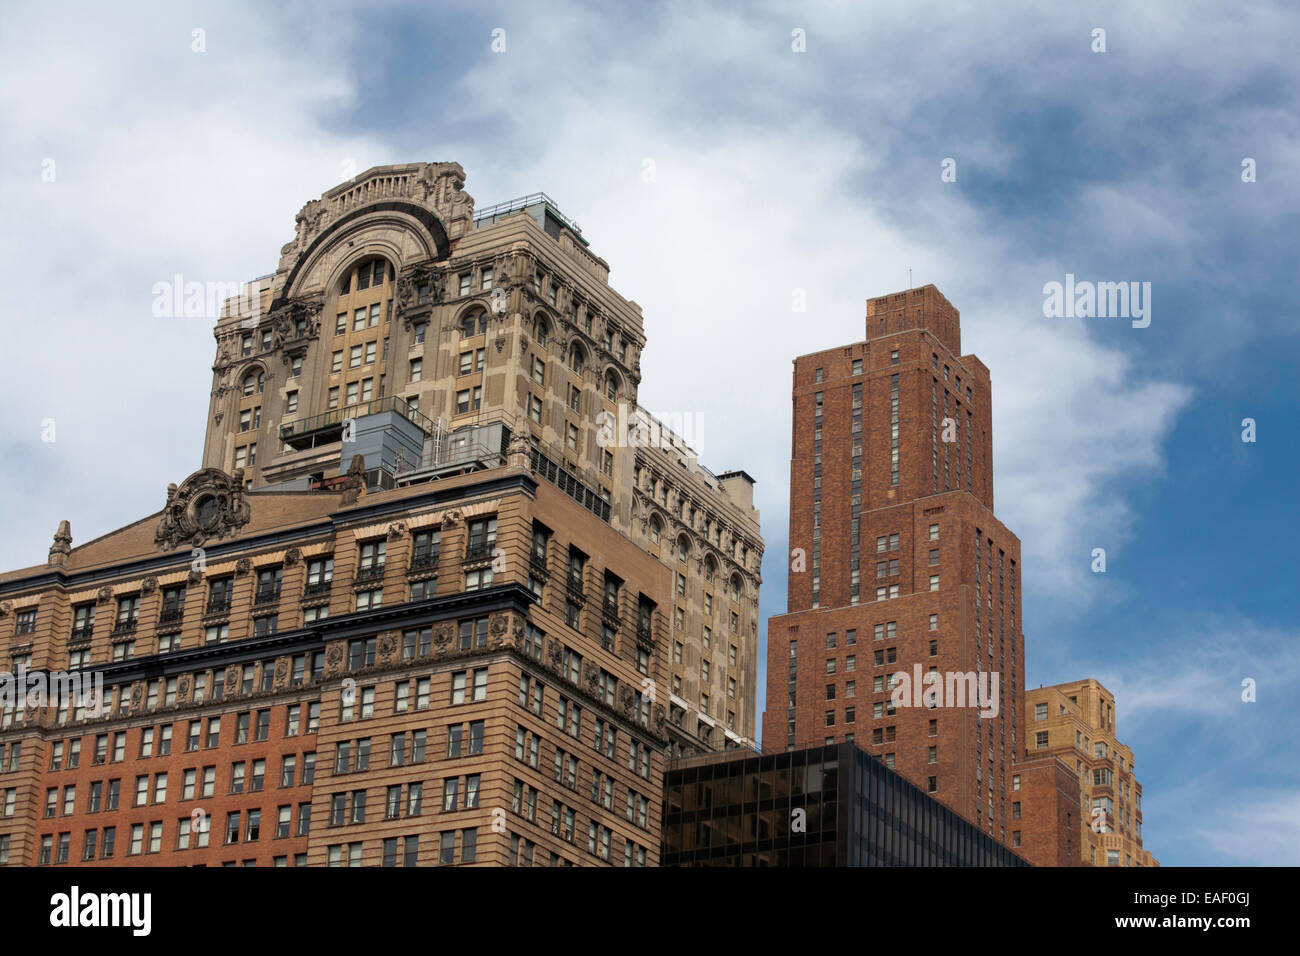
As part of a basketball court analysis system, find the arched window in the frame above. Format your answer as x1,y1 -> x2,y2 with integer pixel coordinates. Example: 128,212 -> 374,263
339,257 -> 391,295
604,370 -> 620,402
704,556 -> 716,584
649,516 -> 661,544
730,574 -> 743,601
569,343 -> 585,375
535,316 -> 549,348
461,310 -> 487,337
677,535 -> 690,564
242,370 -> 264,396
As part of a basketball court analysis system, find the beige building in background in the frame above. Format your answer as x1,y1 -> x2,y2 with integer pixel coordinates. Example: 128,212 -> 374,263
1023,679 -> 1156,867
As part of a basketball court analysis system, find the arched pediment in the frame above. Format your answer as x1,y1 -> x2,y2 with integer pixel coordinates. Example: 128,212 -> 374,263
275,201 -> 452,310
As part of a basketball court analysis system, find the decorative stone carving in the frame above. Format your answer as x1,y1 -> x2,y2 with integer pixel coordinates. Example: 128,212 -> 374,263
326,644 -> 344,668
267,295 -> 323,351
654,704 -> 666,732
506,429 -> 531,468
583,662 -> 599,693
284,547 -> 302,567
0,601 -> 9,618
141,576 -> 158,595
48,519 -> 72,567
340,455 -> 366,505
96,587 -> 113,606
187,568 -> 204,585
293,198 -> 326,245
395,263 -> 443,331
440,509 -> 461,528
274,658 -> 289,682
546,639 -> 562,670
178,675 -> 191,701
225,666 -> 239,689
235,558 -> 252,576
619,686 -> 634,715
378,634 -> 397,659
511,616 -> 526,646
490,614 -> 508,638
386,521 -> 407,541
154,468 -> 252,551
434,623 -> 454,649
130,683 -> 144,709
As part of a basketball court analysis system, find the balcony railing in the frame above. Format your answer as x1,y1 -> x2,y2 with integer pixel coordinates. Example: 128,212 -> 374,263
565,570 -> 585,602
111,619 -> 137,636
355,564 -> 385,583
303,580 -> 332,598
69,624 -> 94,644
463,541 -> 494,564
158,607 -> 185,626
409,549 -> 440,572
253,585 -> 282,606
602,595 -> 621,621
279,395 -> 437,444
205,598 -> 232,618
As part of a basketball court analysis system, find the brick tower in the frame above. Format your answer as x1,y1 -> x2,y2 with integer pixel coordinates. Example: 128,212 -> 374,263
763,284 -> 1024,844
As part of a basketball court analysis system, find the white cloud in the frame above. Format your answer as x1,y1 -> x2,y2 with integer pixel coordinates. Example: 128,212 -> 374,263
0,1 -> 1196,623
0,2 -> 377,569
1192,792 -> 1300,866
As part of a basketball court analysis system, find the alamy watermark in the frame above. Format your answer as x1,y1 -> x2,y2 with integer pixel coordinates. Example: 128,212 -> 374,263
151,274 -> 266,322
596,403 -> 704,456
0,666 -> 105,713
889,667 -> 1000,718
1042,274 -> 1151,328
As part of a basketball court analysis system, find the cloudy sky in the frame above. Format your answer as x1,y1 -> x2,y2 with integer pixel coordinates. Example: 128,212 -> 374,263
2,0 -> 1297,865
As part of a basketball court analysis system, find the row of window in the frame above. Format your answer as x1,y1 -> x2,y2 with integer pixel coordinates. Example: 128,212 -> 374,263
34,802 -> 320,864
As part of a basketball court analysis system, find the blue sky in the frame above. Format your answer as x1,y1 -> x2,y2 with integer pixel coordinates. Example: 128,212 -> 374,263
1,0 -> 1297,865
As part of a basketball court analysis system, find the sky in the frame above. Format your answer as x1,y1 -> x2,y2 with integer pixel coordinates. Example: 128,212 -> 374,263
1,0 -> 1297,866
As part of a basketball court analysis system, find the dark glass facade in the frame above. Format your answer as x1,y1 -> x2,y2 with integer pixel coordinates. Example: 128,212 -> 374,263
661,743 -> 1028,866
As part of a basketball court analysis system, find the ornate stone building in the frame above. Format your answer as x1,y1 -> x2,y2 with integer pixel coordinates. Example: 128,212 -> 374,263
0,163 -> 762,868
201,164 -> 762,752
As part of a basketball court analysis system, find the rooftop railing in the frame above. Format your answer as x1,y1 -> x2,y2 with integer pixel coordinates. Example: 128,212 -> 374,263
279,395 -> 436,444
473,192 -> 582,235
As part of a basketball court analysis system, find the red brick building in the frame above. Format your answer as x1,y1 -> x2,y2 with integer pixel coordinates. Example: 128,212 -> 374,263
763,285 -> 1026,846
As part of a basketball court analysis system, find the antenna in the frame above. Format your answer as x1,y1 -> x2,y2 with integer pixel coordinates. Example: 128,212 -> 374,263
908,268 -> 912,289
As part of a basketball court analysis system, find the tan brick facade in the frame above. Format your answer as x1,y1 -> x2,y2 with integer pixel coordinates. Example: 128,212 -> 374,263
0,164 -> 762,868
199,166 -> 762,750
1022,679 -> 1157,867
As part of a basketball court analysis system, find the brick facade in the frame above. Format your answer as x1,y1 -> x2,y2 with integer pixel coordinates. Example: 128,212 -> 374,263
764,285 -> 1023,846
